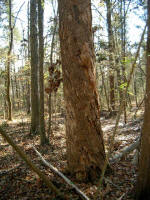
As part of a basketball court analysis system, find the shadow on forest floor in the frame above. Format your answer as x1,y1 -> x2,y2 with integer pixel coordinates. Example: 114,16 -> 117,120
0,109 -> 143,200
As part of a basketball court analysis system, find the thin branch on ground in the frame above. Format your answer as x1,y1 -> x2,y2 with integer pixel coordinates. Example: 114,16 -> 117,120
0,164 -> 21,177
0,126 -> 64,199
32,145 -> 90,200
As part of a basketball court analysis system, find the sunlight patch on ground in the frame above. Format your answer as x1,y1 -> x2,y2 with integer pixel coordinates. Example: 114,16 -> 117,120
102,124 -> 115,132
116,134 -> 136,145
9,118 -> 29,125
102,122 -> 124,132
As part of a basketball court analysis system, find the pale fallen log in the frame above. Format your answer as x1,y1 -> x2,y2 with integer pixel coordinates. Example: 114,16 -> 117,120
110,137 -> 140,162
32,145 -> 90,200
0,126 -> 64,199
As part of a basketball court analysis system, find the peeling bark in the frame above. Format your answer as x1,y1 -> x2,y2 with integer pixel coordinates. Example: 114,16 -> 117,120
58,0 -> 106,181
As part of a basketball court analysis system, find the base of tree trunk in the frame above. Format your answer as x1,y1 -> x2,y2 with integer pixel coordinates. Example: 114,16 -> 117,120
74,164 -> 112,183
136,190 -> 150,200
40,137 -> 49,145
75,168 -> 101,183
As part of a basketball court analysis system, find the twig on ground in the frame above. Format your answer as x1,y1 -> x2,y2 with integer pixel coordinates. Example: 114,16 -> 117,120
104,178 -> 120,189
117,192 -> 126,200
0,164 -> 21,177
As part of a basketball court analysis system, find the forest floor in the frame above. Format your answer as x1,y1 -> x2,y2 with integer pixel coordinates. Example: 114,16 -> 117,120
0,108 -> 143,200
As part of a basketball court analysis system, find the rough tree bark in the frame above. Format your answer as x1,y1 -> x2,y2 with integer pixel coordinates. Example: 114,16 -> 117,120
30,0 -> 39,134
136,1 -> 150,199
38,0 -> 48,144
58,0 -> 106,181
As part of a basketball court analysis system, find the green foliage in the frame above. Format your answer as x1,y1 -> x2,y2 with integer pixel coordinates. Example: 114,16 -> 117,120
119,82 -> 127,89
13,27 -> 21,42
1,121 -> 9,129
127,91 -> 134,96
0,69 -> 6,78
121,57 -> 134,65
41,0 -> 45,9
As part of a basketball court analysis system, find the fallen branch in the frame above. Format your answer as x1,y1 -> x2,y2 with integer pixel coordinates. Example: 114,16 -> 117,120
104,178 -> 120,189
0,126 -> 64,199
32,145 -> 90,200
110,138 -> 140,162
117,192 -> 126,200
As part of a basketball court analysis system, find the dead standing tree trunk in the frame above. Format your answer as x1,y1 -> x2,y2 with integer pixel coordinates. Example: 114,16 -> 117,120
58,0 -> 106,181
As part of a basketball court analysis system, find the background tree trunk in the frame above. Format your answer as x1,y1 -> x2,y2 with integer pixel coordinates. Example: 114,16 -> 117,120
58,0 -> 106,181
120,0 -> 127,123
6,0 -> 13,120
30,0 -> 39,134
106,0 -> 115,111
38,0 -> 48,144
48,9 -> 58,136
27,0 -> 31,115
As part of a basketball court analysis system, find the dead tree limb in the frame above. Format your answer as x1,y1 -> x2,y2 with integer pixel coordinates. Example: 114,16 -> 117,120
0,126 -> 64,199
110,137 -> 140,162
32,145 -> 90,200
